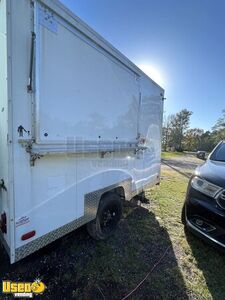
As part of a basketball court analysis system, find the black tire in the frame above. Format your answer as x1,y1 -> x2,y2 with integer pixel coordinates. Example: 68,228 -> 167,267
87,192 -> 122,240
181,204 -> 186,225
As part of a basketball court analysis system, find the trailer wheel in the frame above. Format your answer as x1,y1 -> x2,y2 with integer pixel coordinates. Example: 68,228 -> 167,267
87,192 -> 122,240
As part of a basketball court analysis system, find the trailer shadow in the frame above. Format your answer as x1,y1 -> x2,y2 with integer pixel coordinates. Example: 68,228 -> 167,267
185,229 -> 225,300
0,199 -> 188,300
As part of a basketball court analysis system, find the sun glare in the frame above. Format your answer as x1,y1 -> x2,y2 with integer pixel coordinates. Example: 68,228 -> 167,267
138,64 -> 164,86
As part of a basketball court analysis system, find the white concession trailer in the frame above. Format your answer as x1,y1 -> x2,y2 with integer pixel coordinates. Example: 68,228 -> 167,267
0,0 -> 164,263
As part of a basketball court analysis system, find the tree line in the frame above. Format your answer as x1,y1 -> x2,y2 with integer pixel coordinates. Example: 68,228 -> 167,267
162,109 -> 225,152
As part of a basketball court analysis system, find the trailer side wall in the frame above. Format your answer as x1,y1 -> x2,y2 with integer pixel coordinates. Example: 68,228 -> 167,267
5,0 -> 164,263
0,0 -> 10,252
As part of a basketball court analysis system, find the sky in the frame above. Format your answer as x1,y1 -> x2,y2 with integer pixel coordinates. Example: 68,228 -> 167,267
61,0 -> 225,131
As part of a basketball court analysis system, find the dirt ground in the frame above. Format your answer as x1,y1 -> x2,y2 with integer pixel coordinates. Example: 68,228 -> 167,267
162,153 -> 204,178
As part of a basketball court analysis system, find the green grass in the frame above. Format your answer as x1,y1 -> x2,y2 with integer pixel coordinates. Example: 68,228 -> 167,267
1,163 -> 225,299
147,166 -> 225,300
67,165 -> 225,299
161,151 -> 186,159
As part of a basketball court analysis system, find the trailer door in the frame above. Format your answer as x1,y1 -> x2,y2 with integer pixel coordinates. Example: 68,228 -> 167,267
34,3 -> 140,144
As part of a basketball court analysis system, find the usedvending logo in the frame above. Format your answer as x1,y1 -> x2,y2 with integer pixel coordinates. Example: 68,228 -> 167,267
2,279 -> 46,298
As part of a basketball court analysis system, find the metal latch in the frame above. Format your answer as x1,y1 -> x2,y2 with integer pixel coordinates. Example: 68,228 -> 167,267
17,125 -> 30,137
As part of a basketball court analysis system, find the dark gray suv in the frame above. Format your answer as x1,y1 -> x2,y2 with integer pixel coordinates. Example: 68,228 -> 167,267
182,141 -> 225,248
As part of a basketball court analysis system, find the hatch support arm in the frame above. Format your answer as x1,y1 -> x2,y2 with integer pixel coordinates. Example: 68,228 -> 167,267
27,32 -> 36,93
